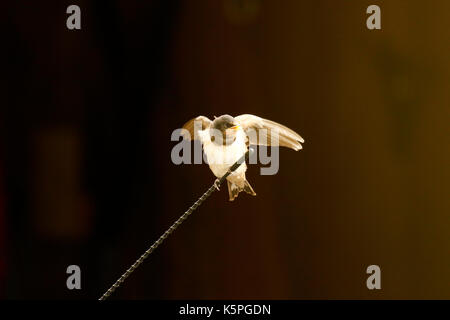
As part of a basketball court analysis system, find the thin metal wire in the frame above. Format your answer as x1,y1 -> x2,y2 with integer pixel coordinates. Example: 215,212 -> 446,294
98,148 -> 252,300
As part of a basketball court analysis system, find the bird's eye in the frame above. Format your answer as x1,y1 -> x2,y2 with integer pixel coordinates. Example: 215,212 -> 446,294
211,136 -> 215,142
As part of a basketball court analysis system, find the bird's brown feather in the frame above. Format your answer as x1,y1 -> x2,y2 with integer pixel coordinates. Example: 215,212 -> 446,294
235,114 -> 304,150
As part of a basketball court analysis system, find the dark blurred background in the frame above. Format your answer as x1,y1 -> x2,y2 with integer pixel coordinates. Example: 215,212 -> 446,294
1,0 -> 449,299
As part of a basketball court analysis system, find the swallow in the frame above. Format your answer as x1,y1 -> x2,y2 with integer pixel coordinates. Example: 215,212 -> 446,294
182,114 -> 304,201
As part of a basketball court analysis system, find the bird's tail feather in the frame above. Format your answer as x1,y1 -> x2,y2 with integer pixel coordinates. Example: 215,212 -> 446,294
227,180 -> 256,201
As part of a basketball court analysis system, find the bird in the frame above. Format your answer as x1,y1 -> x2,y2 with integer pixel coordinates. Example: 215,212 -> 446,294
181,114 -> 304,201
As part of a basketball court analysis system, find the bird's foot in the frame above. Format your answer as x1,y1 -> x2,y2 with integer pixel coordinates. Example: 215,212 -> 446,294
214,179 -> 221,191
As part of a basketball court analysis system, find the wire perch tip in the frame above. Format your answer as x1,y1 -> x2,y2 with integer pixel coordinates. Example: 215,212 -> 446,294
98,148 -> 253,300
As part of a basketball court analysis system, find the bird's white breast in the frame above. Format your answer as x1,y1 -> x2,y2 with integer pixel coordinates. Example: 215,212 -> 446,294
199,128 -> 247,178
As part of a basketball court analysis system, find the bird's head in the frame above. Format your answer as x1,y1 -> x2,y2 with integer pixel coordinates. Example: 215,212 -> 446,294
211,114 -> 239,131
210,114 -> 240,145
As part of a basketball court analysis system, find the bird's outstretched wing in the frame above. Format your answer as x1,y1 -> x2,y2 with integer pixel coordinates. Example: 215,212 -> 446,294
235,114 -> 304,151
181,116 -> 212,140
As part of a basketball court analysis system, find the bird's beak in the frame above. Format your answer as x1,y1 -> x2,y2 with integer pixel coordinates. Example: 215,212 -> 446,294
230,125 -> 240,130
